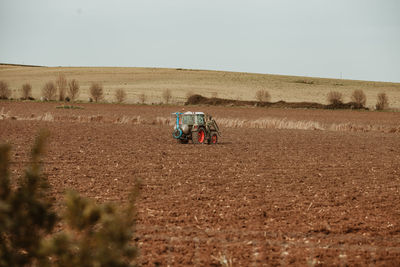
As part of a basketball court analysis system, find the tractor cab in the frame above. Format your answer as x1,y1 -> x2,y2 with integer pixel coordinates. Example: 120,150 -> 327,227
171,112 -> 205,126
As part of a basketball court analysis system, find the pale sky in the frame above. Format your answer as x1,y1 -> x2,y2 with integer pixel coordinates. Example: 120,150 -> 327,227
1,0 -> 399,82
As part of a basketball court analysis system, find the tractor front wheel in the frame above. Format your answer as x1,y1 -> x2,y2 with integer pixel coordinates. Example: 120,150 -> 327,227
210,133 -> 218,144
192,127 -> 206,144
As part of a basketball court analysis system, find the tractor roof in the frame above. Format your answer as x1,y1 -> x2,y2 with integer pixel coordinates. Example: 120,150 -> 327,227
185,111 -> 204,115
172,111 -> 205,116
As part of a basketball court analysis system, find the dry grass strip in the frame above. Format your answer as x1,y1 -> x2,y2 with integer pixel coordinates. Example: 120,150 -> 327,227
1,108 -> 399,134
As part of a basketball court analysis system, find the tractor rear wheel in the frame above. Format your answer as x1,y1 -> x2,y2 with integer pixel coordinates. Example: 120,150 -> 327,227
210,133 -> 218,144
192,127 -> 206,144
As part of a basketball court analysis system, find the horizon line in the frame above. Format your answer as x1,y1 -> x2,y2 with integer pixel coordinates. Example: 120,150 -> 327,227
1,62 -> 398,84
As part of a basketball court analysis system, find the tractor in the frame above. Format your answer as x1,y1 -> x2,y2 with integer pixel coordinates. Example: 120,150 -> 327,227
171,111 -> 221,144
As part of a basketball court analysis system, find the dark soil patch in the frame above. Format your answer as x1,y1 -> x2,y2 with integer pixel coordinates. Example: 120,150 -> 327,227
186,94 -> 369,110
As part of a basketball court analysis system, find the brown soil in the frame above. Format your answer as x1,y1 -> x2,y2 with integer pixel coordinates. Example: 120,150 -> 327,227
1,101 -> 400,266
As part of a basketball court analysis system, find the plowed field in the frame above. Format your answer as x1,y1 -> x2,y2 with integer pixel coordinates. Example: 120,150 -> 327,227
1,102 -> 400,266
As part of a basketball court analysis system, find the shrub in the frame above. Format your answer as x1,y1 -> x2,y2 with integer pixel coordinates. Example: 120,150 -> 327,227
186,91 -> 194,100
351,89 -> 366,108
21,83 -> 32,99
162,89 -> 172,104
327,91 -> 343,105
0,132 -> 139,266
255,89 -> 271,102
42,81 -> 57,100
0,131 -> 57,266
139,93 -> 147,104
68,79 -> 80,101
89,83 -> 104,102
376,92 -> 389,110
56,73 -> 67,101
294,79 -> 315,85
0,81 -> 11,99
115,88 -> 127,103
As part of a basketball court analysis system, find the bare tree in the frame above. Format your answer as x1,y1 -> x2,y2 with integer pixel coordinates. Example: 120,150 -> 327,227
56,73 -> 67,101
211,92 -> 218,98
376,92 -> 389,110
162,89 -> 172,104
255,89 -> 271,102
21,83 -> 32,99
89,83 -> 103,102
0,81 -> 11,99
327,91 -> 343,105
42,81 -> 57,100
115,88 -> 127,103
68,79 -> 80,102
139,93 -> 146,104
351,89 -> 366,108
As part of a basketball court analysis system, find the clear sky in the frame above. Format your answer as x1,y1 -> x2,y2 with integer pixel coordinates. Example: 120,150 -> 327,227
1,0 -> 399,82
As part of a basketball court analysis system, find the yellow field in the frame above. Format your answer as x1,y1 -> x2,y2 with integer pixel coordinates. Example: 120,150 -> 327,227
1,64 -> 399,108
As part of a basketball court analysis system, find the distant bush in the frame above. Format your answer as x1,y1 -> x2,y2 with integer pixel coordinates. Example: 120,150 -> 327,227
376,92 -> 389,110
0,81 -> 11,99
137,93 -> 146,104
327,91 -> 343,105
115,88 -> 127,103
68,79 -> 80,102
56,73 -> 67,101
351,89 -> 366,108
162,89 -> 172,104
21,83 -> 32,100
255,89 -> 270,102
186,91 -> 194,101
42,81 -> 57,100
89,83 -> 104,102
0,132 -> 139,266
294,79 -> 315,85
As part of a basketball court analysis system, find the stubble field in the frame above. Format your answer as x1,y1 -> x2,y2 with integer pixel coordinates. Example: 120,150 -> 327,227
1,101 -> 400,266
1,64 -> 400,108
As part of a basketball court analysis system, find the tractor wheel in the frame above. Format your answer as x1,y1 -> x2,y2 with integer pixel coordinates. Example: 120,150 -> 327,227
210,133 -> 218,144
192,127 -> 206,144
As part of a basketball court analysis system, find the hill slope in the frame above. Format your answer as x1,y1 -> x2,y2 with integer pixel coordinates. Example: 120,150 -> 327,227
1,65 -> 399,108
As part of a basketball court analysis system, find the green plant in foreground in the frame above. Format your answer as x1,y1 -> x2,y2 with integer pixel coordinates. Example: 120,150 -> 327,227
39,188 -> 139,267
0,131 -> 139,267
0,131 -> 56,266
